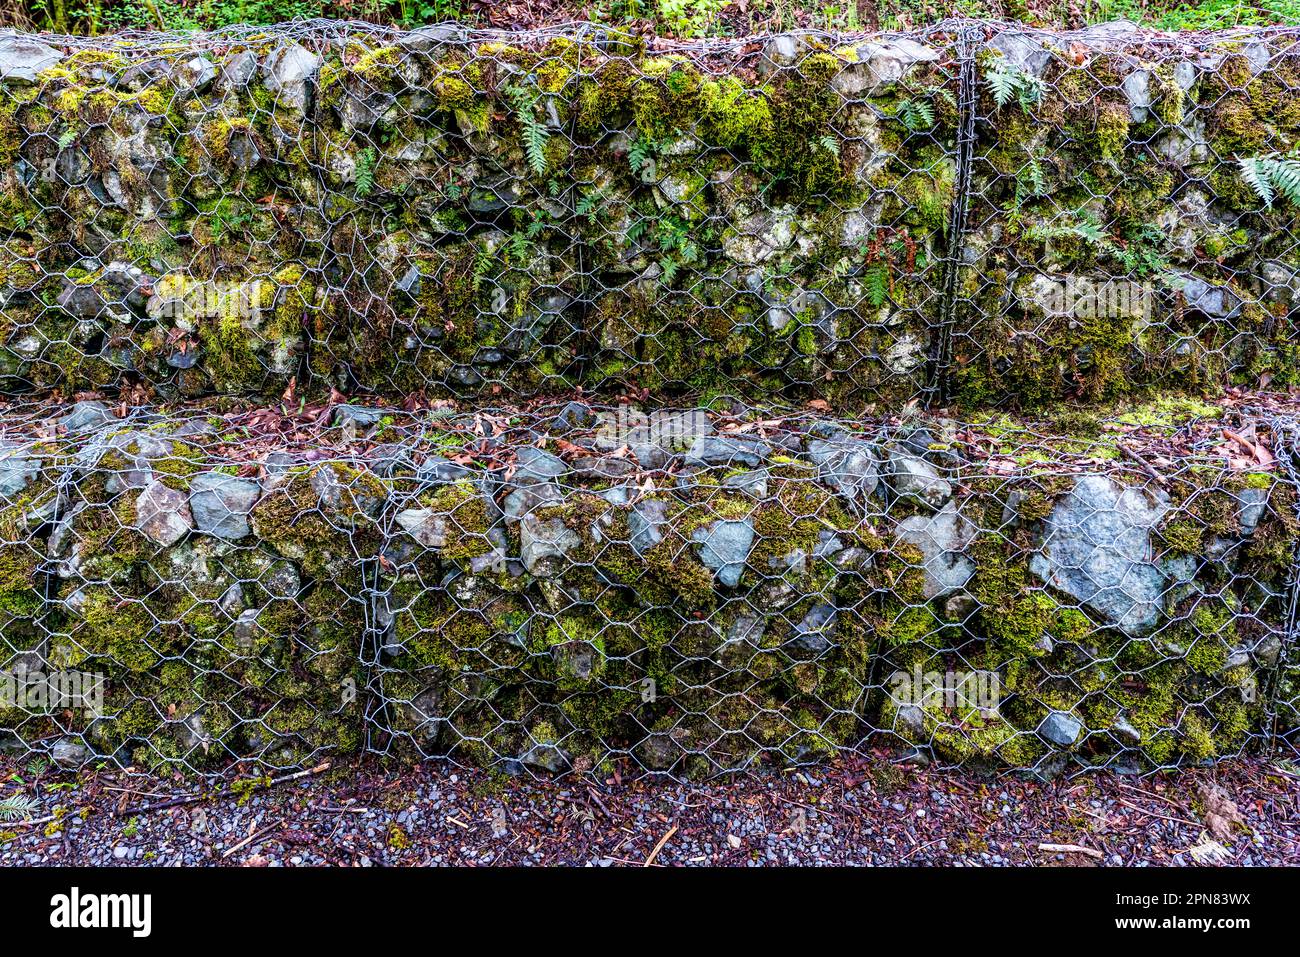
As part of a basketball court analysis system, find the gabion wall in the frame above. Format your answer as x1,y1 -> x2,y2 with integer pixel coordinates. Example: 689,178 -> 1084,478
0,18 -> 1297,409
0,18 -> 1297,778
2,394 -> 1297,777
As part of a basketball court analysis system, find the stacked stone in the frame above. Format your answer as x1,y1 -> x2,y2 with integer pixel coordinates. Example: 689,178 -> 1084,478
0,394 -> 1294,776
0,22 -> 1296,410
0,20 -> 1298,778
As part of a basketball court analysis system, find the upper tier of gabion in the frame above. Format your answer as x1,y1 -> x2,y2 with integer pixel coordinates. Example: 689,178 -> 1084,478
0,19 -> 1296,412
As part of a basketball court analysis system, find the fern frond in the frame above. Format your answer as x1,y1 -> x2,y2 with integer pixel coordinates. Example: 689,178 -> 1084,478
985,65 -> 1019,109
864,263 -> 888,308
354,146 -> 376,198
508,84 -> 550,177
0,793 -> 39,822
1267,156 -> 1300,206
897,99 -> 935,131
1237,153 -> 1300,208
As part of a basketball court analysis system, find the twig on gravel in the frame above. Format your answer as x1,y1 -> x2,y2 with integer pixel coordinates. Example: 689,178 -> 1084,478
1113,797 -> 1199,829
1116,782 -> 1194,814
644,824 -> 678,866
221,818 -> 287,859
1037,842 -> 1103,859
117,763 -> 331,817
1118,443 -> 1168,486
901,838 -> 943,861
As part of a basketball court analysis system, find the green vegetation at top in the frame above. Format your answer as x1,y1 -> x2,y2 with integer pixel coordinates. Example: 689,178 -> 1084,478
5,0 -> 1300,38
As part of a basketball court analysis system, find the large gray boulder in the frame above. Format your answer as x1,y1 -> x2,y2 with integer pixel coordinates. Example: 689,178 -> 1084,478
512,446 -> 569,485
0,449 -> 37,498
831,38 -> 940,96
807,437 -> 879,513
1029,474 -> 1176,635
262,43 -> 320,111
135,481 -> 194,547
885,452 -> 952,509
520,515 -> 581,577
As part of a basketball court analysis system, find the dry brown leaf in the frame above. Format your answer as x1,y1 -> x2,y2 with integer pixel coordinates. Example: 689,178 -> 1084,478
1198,780 -> 1244,842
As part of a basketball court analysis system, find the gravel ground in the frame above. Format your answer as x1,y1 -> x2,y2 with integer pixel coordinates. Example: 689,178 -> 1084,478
1,751 -> 1297,867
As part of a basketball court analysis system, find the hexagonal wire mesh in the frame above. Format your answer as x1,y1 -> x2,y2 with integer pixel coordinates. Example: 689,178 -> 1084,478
0,392 -> 1296,779
0,19 -> 1297,780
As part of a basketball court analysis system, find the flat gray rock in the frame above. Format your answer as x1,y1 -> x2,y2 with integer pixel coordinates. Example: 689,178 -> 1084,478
190,472 -> 261,540
1029,474 -> 1173,636
0,32 -> 63,83
135,480 -> 194,547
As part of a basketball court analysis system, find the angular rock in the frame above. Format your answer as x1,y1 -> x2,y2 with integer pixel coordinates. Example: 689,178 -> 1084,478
0,450 -> 37,498
685,435 -> 769,468
520,515 -> 581,577
190,472 -> 261,540
628,499 -> 669,555
1029,474 -> 1173,636
886,453 -> 952,509
135,480 -> 194,547
895,503 -> 977,599
0,32 -> 63,83
60,401 -> 114,433
832,38 -> 939,96
690,519 -> 755,588
262,43 -> 320,111
1039,710 -> 1084,747
807,437 -> 879,512
513,446 -> 569,485
395,507 -> 452,549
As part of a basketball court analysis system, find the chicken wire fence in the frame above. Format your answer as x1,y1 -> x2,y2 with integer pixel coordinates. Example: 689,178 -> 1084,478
0,18 -> 1298,780
0,18 -> 1297,408
0,393 -> 1297,779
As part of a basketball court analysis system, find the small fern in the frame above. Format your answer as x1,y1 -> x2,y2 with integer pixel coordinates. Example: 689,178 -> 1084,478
897,99 -> 935,131
818,134 -> 841,158
507,84 -> 550,178
628,136 -> 656,178
355,146 -> 377,198
864,263 -> 889,308
984,61 -> 1043,114
0,793 -> 39,822
986,64 -> 1020,109
1239,152 -> 1300,208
